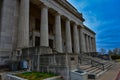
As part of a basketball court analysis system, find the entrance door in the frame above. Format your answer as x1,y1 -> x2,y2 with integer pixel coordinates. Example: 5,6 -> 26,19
49,39 -> 53,48
35,37 -> 40,47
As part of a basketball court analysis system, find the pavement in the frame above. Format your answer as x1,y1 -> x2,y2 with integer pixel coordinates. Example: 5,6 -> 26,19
97,62 -> 120,80
115,71 -> 120,80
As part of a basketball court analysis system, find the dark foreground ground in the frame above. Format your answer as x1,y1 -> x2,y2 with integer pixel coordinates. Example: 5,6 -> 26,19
97,62 -> 120,80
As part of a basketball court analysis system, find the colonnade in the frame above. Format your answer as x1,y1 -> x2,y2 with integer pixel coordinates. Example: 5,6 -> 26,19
84,34 -> 96,52
17,0 -> 96,53
17,0 -> 80,53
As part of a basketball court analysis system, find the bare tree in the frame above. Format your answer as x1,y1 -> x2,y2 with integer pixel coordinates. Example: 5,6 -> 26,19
99,48 -> 106,55
113,48 -> 120,55
108,50 -> 113,55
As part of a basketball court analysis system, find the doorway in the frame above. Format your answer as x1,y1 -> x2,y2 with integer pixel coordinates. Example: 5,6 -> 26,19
49,39 -> 53,49
35,37 -> 40,47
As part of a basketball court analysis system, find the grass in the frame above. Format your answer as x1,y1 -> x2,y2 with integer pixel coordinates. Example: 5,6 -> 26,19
115,59 -> 120,62
15,72 -> 57,80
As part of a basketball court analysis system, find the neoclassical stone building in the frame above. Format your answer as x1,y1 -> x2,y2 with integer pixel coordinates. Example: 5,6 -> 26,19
0,0 -> 96,66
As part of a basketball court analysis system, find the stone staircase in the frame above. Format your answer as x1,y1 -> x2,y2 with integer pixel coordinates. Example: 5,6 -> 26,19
78,53 -> 114,79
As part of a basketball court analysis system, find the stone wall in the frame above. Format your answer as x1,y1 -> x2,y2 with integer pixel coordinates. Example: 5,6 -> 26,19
1,74 -> 27,80
2,73 -> 61,80
16,48 -> 79,80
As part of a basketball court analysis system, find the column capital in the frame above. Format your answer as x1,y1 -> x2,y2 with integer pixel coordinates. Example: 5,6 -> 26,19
54,11 -> 61,16
65,17 -> 70,21
41,4 -> 48,9
65,18 -> 70,24
73,23 -> 79,28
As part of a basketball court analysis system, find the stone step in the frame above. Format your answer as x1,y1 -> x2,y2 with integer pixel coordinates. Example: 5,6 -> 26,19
80,65 -> 102,74
79,54 -> 114,79
79,65 -> 92,70
88,67 -> 101,74
87,68 -> 105,79
103,63 -> 112,70
80,63 -> 112,79
85,67 -> 97,72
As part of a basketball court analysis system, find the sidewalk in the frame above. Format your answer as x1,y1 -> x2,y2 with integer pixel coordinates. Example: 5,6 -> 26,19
97,62 -> 120,80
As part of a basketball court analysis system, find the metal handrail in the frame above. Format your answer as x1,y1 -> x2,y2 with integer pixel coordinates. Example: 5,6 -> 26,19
78,54 -> 105,70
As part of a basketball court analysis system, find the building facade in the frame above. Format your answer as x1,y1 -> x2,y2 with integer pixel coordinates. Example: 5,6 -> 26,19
0,0 -> 96,65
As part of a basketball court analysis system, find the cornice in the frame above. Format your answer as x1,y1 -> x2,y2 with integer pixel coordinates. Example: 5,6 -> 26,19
54,0 -> 85,22
83,25 -> 96,35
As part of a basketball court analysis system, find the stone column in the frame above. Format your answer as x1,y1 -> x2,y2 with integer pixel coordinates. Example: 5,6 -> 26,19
0,0 -> 2,28
80,28 -> 86,53
55,13 -> 63,53
93,38 -> 96,52
17,0 -> 30,48
88,36 -> 90,52
89,37 -> 92,52
91,38 -> 94,52
92,38 -> 95,52
65,19 -> 72,53
0,0 -> 19,52
84,34 -> 87,52
92,38 -> 94,52
84,35 -> 86,52
40,5 -> 49,47
12,0 -> 19,50
90,37 -> 92,52
73,24 -> 80,53
86,35 -> 89,52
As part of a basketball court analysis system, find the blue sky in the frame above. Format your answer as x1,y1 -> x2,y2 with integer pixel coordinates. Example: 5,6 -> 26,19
68,0 -> 120,51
